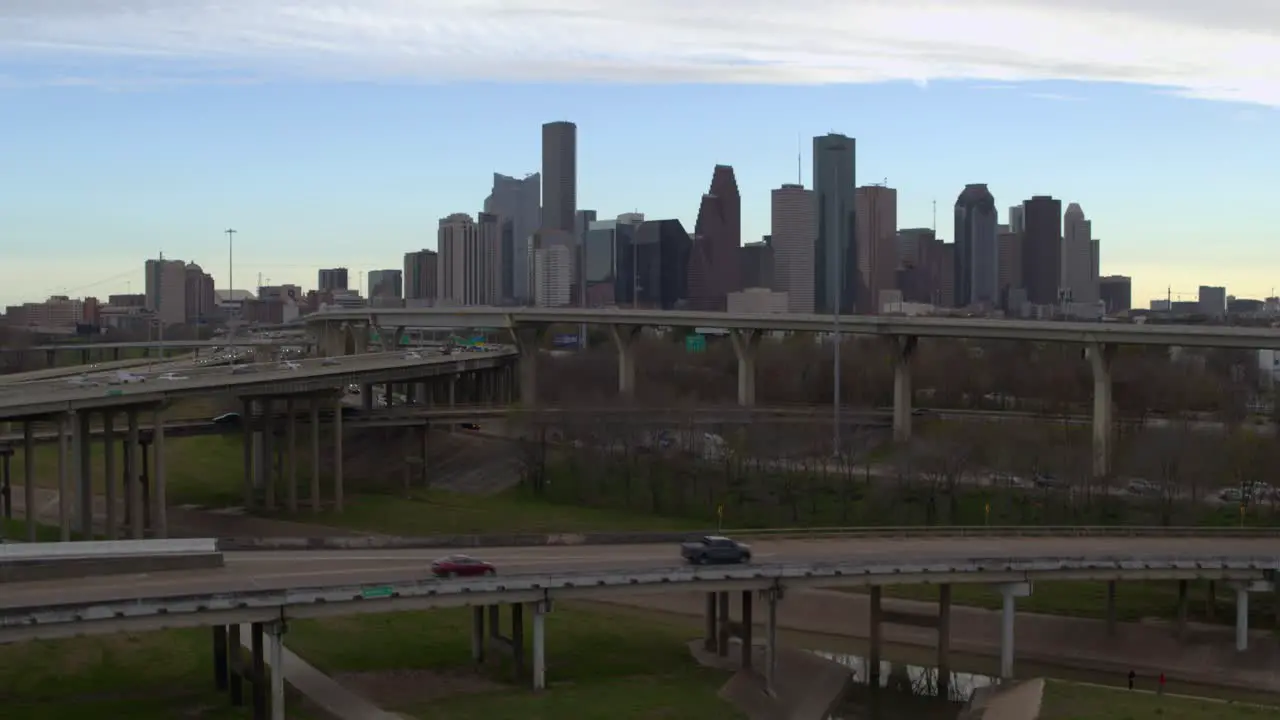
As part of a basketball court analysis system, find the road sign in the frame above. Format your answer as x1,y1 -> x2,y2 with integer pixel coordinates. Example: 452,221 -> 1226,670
685,334 -> 706,353
361,585 -> 395,599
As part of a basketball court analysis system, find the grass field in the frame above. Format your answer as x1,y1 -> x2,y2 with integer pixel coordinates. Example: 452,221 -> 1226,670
0,517 -> 85,541
842,578 -> 1279,631
1041,680 -> 1279,719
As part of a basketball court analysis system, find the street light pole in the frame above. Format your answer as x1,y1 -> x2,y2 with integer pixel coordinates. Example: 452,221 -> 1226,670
831,167 -> 842,459
225,229 -> 237,366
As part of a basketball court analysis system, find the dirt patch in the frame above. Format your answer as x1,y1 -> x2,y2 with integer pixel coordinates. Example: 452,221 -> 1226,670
332,668 -> 506,707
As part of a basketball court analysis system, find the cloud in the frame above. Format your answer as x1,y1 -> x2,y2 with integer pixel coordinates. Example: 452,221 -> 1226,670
1,0 -> 1278,106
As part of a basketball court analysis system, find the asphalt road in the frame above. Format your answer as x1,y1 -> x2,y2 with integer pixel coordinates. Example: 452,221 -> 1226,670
1,536 -> 1274,610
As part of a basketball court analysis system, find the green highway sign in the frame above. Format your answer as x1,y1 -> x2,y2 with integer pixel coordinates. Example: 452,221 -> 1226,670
685,334 -> 706,353
361,586 -> 395,599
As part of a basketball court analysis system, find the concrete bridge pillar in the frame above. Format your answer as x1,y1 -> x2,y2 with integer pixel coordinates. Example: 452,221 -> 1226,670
730,329 -> 762,407
891,335 -> 918,443
21,422 -> 34,542
332,393 -> 344,513
471,606 -> 486,663
513,324 -> 547,407
764,587 -> 781,696
1088,342 -> 1116,478
703,593 -> 717,652
151,405 -> 167,538
998,581 -> 1032,679
937,584 -> 952,698
267,621 -> 286,720
717,591 -> 731,657
739,590 -> 753,670
241,398 -> 255,510
531,599 -> 551,690
609,325 -> 642,399
352,324 -> 369,355
309,397 -> 322,513
126,408 -> 142,539
868,586 -> 882,685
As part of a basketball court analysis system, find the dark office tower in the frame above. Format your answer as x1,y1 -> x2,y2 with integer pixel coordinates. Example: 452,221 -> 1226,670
403,250 -> 439,305
739,241 -> 774,289
541,121 -> 577,234
953,184 -> 999,308
318,268 -> 349,293
617,219 -> 691,309
484,172 -> 540,303
813,134 -> 857,314
1021,195 -> 1063,305
687,165 -> 742,311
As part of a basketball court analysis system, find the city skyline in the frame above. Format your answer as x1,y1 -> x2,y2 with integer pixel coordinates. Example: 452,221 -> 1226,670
3,3 -> 1278,307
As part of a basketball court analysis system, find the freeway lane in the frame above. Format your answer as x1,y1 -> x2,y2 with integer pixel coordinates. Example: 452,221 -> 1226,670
3,536 -> 1277,610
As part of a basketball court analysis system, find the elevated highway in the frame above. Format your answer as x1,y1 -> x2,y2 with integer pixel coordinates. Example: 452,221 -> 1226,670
308,307 -> 1280,481
0,534 -> 1275,706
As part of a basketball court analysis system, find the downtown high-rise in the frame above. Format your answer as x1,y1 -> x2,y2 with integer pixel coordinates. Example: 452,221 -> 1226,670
771,184 -> 816,313
483,173 -> 541,303
854,184 -> 898,313
1021,195 -> 1063,305
687,165 -> 742,311
541,122 -> 577,234
953,184 -> 999,308
812,134 -> 857,315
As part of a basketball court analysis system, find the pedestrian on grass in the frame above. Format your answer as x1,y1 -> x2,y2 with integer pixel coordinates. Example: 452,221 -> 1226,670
1127,670 -> 1135,690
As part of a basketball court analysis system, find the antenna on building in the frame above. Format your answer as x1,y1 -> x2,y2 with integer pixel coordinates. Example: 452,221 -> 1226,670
931,200 -> 937,233
796,133 -> 802,185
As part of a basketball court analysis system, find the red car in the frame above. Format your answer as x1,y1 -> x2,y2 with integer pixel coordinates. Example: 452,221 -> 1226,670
430,554 -> 496,578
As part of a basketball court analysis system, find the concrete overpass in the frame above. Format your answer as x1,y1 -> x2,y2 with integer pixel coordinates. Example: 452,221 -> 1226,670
307,307 -> 1280,479
0,350 -> 519,542
0,535 -> 1275,718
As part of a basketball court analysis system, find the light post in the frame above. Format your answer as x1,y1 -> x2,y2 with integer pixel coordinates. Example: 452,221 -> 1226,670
225,228 -> 238,366
830,166 -> 843,459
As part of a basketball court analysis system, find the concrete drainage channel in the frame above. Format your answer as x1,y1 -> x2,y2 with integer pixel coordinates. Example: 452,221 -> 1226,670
0,539 -> 225,582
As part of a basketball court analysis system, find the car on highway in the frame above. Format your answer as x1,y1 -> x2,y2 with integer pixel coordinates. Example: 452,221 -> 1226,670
430,555 -> 496,578
321,358 -> 341,366
65,374 -> 98,388
279,361 -> 301,370
231,365 -> 256,375
212,412 -> 241,424
680,535 -> 752,565
108,371 -> 146,385
155,372 -> 189,381
459,422 -> 480,431
404,351 -> 423,360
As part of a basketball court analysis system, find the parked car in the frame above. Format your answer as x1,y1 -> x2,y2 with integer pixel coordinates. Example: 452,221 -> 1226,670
430,555 -> 496,578
680,535 -> 752,565
212,412 -> 242,425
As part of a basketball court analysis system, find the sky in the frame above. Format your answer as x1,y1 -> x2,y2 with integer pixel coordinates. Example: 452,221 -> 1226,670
2,0 -> 1279,309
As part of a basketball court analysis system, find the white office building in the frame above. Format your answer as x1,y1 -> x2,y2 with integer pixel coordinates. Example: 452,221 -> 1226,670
437,213 -> 501,306
533,243 -> 574,307
770,184 -> 816,313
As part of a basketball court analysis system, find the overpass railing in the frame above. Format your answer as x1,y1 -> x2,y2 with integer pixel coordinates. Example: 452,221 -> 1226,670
0,539 -> 219,560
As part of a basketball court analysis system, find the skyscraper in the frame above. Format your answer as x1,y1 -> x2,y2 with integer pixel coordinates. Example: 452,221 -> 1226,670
403,249 -> 438,306
771,183 -> 816,313
317,268 -> 349,293
617,220 -> 691,309
483,173 -> 541,303
813,134 -> 857,314
1021,195 -> 1063,305
183,262 -> 216,325
145,257 -> 187,326
687,165 -> 742,311
367,270 -> 403,300
541,121 -> 577,235
1062,203 -> 1095,304
953,184 -> 999,307
854,184 -> 898,313
1008,205 -> 1025,234
437,213 -> 500,306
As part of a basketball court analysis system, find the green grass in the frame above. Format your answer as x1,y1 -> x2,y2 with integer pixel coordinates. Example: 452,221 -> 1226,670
275,487 -> 703,536
0,517 -> 82,542
1041,680 -> 1279,719
0,628 -> 316,719
843,579 -> 1278,631
286,602 -> 741,719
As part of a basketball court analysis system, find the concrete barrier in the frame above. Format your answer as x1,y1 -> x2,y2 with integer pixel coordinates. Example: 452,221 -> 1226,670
215,525 -> 1280,552
0,552 -> 224,583
0,538 -> 219,560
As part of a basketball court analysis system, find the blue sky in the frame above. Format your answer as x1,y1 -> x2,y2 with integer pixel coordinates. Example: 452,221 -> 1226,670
2,1 -> 1278,308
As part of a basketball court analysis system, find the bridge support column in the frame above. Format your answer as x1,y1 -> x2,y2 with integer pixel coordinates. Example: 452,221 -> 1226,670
57,412 -> 71,540
717,591 -> 730,657
609,325 -> 642,399
285,398 -> 298,513
261,399 -> 275,510
126,408 -> 142,539
241,398 -> 254,510
361,384 -> 374,411
22,422 -> 35,542
309,398 -> 322,513
511,603 -> 526,680
352,324 -> 369,355
76,410 -> 92,538
1105,581 -> 1117,636
938,584 -> 952,698
998,582 -> 1032,679
103,411 -> 117,539
152,406 -> 167,538
250,622 -> 267,720
213,626 -> 229,691
739,590 -> 753,670
267,621 -> 286,720
703,592 -> 717,651
513,325 -> 547,407
891,335 -> 918,443
332,393 -> 344,513
471,606 -> 485,663
868,586 -> 882,686
531,599 -> 550,690
228,624 -> 244,705
730,329 -> 762,407
1176,580 -> 1189,638
1088,342 -> 1116,478
765,587 -> 780,696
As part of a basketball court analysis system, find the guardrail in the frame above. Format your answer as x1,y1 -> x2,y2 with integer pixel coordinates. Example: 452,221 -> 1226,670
0,538 -> 218,560
217,525 -> 1280,552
